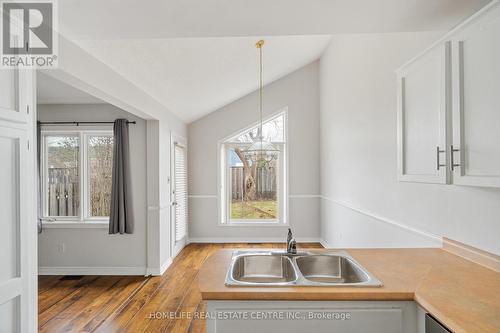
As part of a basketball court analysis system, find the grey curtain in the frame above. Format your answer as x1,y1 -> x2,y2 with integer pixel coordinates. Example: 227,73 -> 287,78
109,119 -> 134,234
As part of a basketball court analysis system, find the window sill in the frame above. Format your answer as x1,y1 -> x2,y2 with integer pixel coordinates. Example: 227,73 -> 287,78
219,221 -> 289,227
41,221 -> 109,229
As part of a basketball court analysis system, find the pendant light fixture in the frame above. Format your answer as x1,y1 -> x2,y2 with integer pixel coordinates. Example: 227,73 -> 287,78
243,39 -> 280,163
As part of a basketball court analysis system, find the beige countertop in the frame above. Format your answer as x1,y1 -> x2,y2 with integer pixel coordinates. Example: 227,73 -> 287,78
199,248 -> 500,333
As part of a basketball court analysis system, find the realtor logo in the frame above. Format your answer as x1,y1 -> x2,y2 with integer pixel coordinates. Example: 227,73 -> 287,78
1,0 -> 58,67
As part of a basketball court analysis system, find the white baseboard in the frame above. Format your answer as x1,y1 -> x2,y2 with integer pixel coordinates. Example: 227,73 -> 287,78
38,266 -> 147,276
187,237 -> 321,244
160,257 -> 173,275
146,257 -> 173,276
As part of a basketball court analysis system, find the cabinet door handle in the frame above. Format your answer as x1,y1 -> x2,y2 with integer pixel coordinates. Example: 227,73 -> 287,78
450,145 -> 460,171
436,146 -> 446,170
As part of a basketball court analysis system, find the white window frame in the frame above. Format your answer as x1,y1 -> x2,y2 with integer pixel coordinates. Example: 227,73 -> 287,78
41,129 -> 113,227
218,108 -> 289,226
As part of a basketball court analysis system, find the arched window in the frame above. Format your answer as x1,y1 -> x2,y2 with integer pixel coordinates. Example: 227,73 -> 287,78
219,109 -> 288,225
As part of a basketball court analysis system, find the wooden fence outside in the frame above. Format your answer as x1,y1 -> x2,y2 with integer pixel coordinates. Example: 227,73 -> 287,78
231,166 -> 277,200
47,167 -> 79,216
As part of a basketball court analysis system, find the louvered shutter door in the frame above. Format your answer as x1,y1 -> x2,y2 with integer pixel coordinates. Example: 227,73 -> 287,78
174,144 -> 187,241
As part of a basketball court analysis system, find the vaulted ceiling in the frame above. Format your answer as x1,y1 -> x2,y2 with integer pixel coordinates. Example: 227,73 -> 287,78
74,36 -> 331,122
59,0 -> 488,39
54,0 -> 488,122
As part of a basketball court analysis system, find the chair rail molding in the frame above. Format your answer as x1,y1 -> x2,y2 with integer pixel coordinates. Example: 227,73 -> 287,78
320,195 -> 442,246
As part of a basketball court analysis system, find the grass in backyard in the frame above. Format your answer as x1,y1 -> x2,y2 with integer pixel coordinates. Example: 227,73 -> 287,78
231,200 -> 277,219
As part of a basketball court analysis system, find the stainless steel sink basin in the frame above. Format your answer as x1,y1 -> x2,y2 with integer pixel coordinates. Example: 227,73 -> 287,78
231,255 -> 297,284
295,255 -> 369,284
225,250 -> 382,287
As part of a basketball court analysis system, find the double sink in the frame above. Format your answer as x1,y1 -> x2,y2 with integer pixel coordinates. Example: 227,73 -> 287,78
225,250 -> 382,287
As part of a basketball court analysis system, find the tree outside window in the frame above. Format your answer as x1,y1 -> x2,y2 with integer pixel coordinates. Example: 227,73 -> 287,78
221,111 -> 287,224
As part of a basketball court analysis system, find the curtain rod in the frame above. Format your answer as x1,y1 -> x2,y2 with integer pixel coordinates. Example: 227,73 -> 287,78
38,121 -> 136,126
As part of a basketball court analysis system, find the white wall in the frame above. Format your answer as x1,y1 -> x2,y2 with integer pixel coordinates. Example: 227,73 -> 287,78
37,104 -> 148,273
41,35 -> 188,272
38,35 -> 187,274
188,61 -> 320,242
319,32 -> 500,255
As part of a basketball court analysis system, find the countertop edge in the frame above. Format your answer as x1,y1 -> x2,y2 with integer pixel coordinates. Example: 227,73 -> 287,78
200,291 -> 415,301
198,248 -> 500,333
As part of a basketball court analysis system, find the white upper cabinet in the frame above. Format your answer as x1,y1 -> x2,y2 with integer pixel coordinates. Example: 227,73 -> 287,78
451,2 -> 500,188
397,0 -> 500,188
397,42 -> 450,184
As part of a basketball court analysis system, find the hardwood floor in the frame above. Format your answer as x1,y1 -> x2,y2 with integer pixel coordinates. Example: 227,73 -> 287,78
38,242 -> 323,333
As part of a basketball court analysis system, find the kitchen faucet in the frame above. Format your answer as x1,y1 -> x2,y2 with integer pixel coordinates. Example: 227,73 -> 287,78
286,228 -> 297,254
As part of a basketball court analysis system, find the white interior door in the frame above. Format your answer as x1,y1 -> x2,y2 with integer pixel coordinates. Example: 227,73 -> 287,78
397,42 -> 451,184
0,69 -> 35,333
171,134 -> 187,258
451,3 -> 500,188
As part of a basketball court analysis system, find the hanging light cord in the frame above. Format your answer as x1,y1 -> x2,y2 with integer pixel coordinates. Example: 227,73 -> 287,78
258,40 -> 264,148
242,39 -> 278,163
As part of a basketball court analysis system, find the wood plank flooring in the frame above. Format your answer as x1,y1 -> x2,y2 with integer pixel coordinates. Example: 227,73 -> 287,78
38,242 -> 323,333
